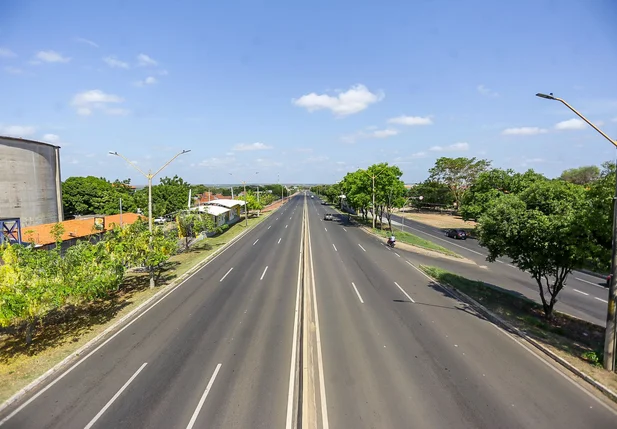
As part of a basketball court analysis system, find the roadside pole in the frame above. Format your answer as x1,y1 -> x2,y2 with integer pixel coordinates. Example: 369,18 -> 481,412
536,93 -> 617,370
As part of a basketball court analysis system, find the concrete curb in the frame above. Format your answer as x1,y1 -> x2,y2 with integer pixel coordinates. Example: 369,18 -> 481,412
417,266 -> 617,404
0,210 -> 276,415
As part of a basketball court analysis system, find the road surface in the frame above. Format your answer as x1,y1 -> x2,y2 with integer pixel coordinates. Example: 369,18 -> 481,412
379,211 -> 610,326
0,193 -> 615,428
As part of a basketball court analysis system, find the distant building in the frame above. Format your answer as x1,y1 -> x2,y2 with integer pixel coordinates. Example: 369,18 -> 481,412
21,213 -> 144,251
0,136 -> 63,227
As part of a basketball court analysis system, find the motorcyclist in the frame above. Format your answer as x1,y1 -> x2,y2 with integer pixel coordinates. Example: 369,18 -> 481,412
388,234 -> 396,246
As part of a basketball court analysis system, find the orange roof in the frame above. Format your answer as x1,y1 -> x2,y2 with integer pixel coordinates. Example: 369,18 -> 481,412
195,192 -> 232,204
21,213 -> 145,246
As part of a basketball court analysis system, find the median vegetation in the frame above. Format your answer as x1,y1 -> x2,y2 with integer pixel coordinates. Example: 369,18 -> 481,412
367,223 -> 460,258
420,265 -> 617,394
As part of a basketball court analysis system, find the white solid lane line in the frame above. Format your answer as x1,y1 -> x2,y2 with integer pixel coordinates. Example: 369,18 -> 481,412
351,282 -> 364,304
253,239 -> 259,246
185,363 -> 222,429
358,244 -> 366,252
260,266 -> 268,281
575,277 -> 605,289
220,267 -> 233,282
84,362 -> 148,429
278,238 -> 282,244
332,243 -> 337,252
572,289 -> 589,296
394,281 -> 415,303
595,297 -> 609,303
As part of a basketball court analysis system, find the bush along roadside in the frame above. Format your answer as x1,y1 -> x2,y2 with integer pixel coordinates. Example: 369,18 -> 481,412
419,265 -> 617,398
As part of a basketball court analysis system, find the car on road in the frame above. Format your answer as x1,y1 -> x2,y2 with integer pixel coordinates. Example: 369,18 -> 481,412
324,213 -> 333,221
321,201 -> 327,205
445,228 -> 467,240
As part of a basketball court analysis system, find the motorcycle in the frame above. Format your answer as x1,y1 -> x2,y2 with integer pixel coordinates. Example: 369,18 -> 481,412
386,238 -> 396,248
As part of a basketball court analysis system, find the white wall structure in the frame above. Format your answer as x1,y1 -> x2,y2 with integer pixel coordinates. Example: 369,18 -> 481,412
0,136 -> 63,227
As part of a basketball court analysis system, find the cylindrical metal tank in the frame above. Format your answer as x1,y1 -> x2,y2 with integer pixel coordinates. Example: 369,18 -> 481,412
0,136 -> 63,227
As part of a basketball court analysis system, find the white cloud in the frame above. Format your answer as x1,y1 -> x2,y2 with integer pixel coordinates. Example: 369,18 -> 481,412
255,158 -> 283,167
34,50 -> 71,63
75,37 -> 99,48
137,53 -> 157,67
387,115 -> 433,126
477,84 -> 499,97
105,108 -> 130,116
134,76 -> 157,87
394,152 -> 427,163
0,124 -> 37,137
554,118 -> 586,130
42,133 -> 60,143
157,69 -> 169,76
372,129 -> 399,138
4,66 -> 24,75
612,117 -> 617,123
303,155 -> 329,164
429,142 -> 469,152
198,157 -> 236,168
296,147 -> 313,153
71,89 -> 126,116
293,84 -> 384,117
0,47 -> 16,58
341,128 -> 399,143
232,142 -> 273,151
501,127 -> 548,135
103,56 -> 130,69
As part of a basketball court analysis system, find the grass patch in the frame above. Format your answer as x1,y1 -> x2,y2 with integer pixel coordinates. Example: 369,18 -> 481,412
0,214 -> 270,404
352,215 -> 461,258
419,265 -> 617,394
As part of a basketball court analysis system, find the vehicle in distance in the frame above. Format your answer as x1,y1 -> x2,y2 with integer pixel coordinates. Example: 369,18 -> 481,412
445,228 -> 467,240
154,217 -> 166,224
324,213 -> 333,221
321,201 -> 327,205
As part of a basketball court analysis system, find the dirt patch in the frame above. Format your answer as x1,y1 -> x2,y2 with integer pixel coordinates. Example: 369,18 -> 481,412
398,211 -> 477,230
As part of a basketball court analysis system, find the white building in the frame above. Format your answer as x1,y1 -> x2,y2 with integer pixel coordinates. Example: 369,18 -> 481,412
193,199 -> 247,226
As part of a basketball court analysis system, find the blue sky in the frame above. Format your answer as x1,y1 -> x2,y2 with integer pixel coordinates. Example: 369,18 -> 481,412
1,0 -> 617,185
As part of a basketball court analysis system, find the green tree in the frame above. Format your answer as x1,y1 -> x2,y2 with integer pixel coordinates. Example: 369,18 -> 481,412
477,180 -> 592,319
460,168 -> 547,221
176,212 -> 215,250
584,161 -> 615,272
408,180 -> 454,208
560,165 -> 600,185
134,175 -> 191,218
428,157 -> 491,210
62,176 -> 136,218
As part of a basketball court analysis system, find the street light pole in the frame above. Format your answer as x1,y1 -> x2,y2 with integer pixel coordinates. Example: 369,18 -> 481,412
109,149 -> 191,288
242,181 -> 248,226
536,92 -> 617,371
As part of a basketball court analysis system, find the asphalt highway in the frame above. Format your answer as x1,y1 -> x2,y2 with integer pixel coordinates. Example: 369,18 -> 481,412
0,195 -> 305,429
308,196 -> 617,428
1,193 -> 616,429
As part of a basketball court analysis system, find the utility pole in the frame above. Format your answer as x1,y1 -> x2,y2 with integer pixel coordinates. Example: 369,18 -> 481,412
536,92 -> 617,371
372,175 -> 376,229
109,149 -> 191,288
188,188 -> 192,209
119,198 -> 123,227
243,181 -> 248,226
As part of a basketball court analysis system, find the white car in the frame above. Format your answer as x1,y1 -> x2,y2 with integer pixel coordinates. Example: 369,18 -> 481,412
154,217 -> 166,224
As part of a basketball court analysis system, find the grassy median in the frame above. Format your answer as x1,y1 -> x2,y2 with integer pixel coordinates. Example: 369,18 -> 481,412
420,265 -> 617,394
0,214 -> 270,404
